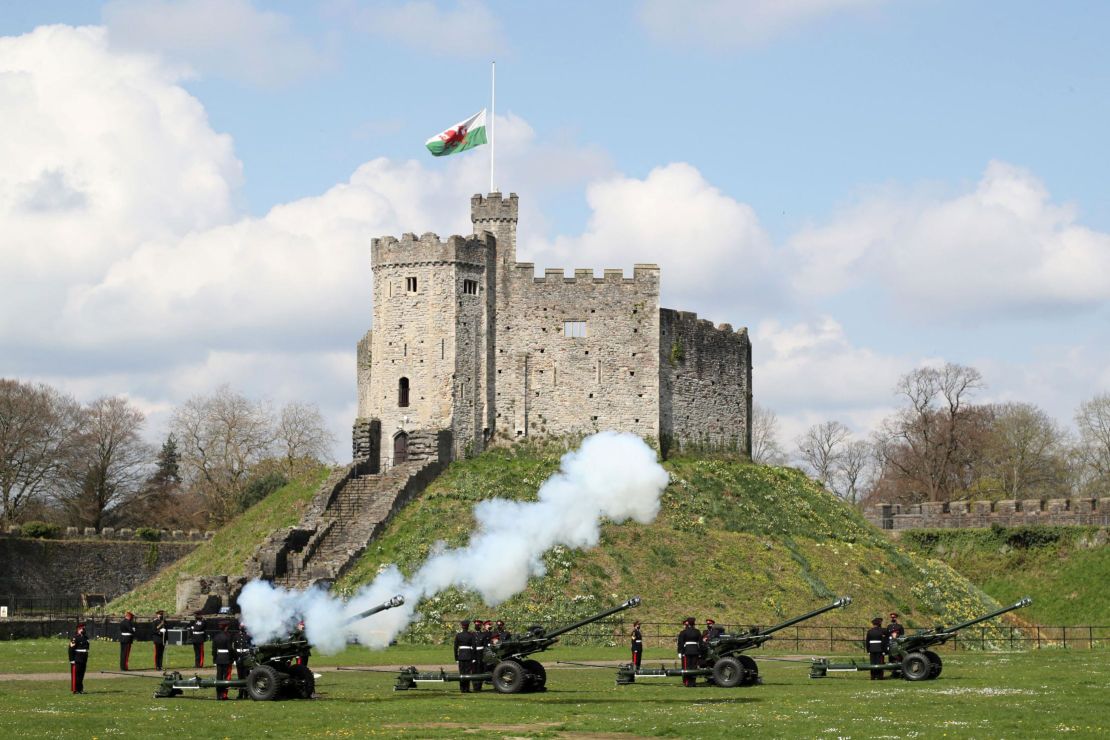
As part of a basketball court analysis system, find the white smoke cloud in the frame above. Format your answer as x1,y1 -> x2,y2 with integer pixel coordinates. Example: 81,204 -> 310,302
240,431 -> 669,653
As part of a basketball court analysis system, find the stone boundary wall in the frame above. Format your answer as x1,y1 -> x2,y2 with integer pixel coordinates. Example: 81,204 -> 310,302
0,539 -> 198,602
1,527 -> 214,541
867,497 -> 1109,530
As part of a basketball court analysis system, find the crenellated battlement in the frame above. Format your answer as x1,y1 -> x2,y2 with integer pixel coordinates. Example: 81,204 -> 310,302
470,191 -> 519,223
512,262 -> 660,286
867,497 -> 1110,530
371,231 -> 493,269
663,308 -> 750,338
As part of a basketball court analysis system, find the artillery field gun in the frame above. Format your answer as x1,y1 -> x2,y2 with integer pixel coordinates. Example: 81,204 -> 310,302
616,596 -> 851,688
809,597 -> 1032,681
395,596 -> 641,694
154,595 -> 405,700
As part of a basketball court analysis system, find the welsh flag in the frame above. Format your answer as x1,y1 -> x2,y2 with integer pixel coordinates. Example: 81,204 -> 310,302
425,109 -> 488,157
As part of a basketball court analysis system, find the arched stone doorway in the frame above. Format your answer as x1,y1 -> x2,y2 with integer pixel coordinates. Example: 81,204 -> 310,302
393,431 -> 409,465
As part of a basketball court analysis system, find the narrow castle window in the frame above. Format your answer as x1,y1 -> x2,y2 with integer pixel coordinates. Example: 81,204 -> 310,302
406,276 -> 418,293
463,279 -> 478,295
563,321 -> 586,338
441,338 -> 445,359
398,377 -> 410,407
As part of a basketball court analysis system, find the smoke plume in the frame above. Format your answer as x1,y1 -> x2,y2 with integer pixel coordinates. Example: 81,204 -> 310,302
240,431 -> 669,653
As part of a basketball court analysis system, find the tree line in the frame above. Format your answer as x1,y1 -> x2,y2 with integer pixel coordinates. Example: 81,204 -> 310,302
0,380 -> 334,531
751,363 -> 1110,507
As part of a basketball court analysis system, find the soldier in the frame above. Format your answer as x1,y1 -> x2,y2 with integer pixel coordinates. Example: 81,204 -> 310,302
211,621 -> 233,700
482,620 -> 494,646
495,619 -> 509,642
471,617 -> 488,692
292,619 -> 311,668
630,620 -> 643,672
677,617 -> 703,687
866,617 -> 888,680
887,612 -> 905,640
453,620 -> 475,693
152,609 -> 168,670
118,611 -> 135,671
703,618 -> 724,640
68,622 -> 90,694
234,622 -> 254,699
190,612 -> 207,668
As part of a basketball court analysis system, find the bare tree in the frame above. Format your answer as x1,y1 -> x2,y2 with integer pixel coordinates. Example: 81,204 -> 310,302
0,379 -> 83,525
57,397 -> 152,531
795,421 -> 851,485
977,402 -> 1071,499
171,386 -> 275,523
276,401 -> 334,473
750,403 -> 787,465
834,439 -> 875,506
1075,393 -> 1110,491
873,363 -> 985,503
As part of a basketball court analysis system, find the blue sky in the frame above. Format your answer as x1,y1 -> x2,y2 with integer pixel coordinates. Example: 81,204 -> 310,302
2,0 -> 1108,456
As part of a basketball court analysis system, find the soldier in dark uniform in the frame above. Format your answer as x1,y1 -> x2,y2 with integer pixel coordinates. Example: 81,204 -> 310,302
887,612 -> 905,640
866,617 -> 888,680
152,610 -> 168,670
482,620 -> 494,646
234,622 -> 254,699
495,619 -> 509,642
703,618 -> 724,640
471,617 -> 488,692
211,621 -> 233,700
119,611 -> 135,670
453,620 -> 475,693
677,617 -> 703,687
68,622 -> 90,694
291,619 -> 311,668
630,620 -> 643,672
190,613 -> 207,668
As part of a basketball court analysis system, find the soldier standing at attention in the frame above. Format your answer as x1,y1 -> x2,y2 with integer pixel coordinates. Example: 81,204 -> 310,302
866,617 -> 888,680
453,620 -> 475,693
471,617 -> 487,692
887,612 -> 905,640
482,620 -> 494,646
152,610 -> 168,670
119,611 -> 135,670
233,622 -> 254,699
677,617 -> 702,687
211,621 -> 233,700
630,621 -> 643,672
190,613 -> 207,668
68,622 -> 90,694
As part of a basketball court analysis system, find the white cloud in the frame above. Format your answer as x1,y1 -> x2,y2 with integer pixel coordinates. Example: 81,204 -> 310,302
638,0 -> 888,50
790,161 -> 1110,321
102,0 -> 329,87
336,0 -> 507,57
528,162 -> 780,324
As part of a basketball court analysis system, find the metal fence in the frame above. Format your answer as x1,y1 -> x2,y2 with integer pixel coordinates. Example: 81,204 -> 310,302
0,594 -> 83,618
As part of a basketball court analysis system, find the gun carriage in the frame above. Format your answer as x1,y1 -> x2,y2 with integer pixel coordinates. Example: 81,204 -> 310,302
153,595 -> 404,700
395,596 -> 641,694
616,597 -> 851,688
809,597 -> 1032,681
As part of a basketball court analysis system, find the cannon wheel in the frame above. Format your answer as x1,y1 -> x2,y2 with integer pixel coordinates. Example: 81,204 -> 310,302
247,664 -> 282,701
289,664 -> 315,699
521,659 -> 547,692
901,652 -> 932,682
492,660 -> 526,694
737,655 -> 759,686
923,650 -> 942,679
711,657 -> 743,688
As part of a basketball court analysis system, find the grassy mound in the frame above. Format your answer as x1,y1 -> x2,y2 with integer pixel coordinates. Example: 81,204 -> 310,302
336,445 -> 1009,642
898,525 -> 1110,625
107,467 -> 330,613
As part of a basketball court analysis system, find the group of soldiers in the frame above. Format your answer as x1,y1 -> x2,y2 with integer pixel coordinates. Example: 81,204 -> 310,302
451,618 -> 510,692
68,613 -> 257,699
671,616 -> 725,686
864,612 -> 905,679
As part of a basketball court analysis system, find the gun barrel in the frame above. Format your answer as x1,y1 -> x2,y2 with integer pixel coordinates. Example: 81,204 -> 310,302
544,596 -> 642,640
942,597 -> 1032,633
343,595 -> 405,625
756,596 -> 852,637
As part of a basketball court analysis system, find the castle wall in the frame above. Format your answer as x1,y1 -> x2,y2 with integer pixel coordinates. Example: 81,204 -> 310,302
866,497 -> 1110,530
659,309 -> 752,455
493,264 -> 661,441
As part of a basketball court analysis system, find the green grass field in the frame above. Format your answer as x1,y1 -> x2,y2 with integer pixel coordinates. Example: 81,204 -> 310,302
1,640 -> 1105,738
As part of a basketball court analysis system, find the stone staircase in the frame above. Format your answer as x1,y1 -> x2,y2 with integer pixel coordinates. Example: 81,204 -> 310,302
248,451 -> 448,590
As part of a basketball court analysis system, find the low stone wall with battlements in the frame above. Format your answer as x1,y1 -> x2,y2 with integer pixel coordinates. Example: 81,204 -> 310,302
866,497 -> 1110,530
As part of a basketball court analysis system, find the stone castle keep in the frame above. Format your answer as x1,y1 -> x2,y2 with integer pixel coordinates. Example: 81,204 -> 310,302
351,193 -> 752,469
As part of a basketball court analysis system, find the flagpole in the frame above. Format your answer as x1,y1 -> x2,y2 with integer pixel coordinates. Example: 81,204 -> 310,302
490,60 -> 496,194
